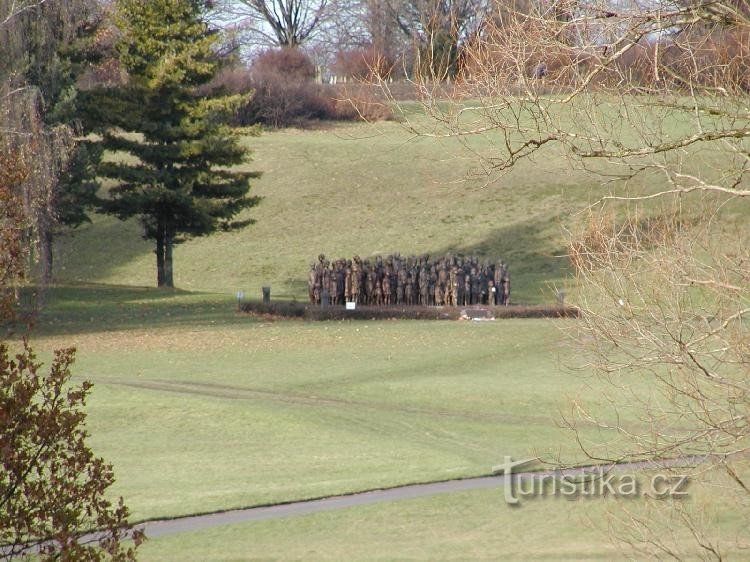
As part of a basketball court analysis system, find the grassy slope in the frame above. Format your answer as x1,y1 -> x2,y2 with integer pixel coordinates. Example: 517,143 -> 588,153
53,116 -> 602,304
52,104 -> 747,304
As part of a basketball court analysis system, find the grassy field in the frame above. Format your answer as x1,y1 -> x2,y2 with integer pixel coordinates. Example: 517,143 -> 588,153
17,110 -> 747,559
139,477 -> 749,561
141,487 -> 626,561
25,285 -> 641,523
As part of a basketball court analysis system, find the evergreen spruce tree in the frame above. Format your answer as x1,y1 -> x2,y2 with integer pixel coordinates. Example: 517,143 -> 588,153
91,0 -> 261,287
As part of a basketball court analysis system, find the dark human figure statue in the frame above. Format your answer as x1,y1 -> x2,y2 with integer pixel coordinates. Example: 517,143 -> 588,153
502,268 -> 510,305
429,266 -> 438,306
389,272 -> 397,304
470,268 -> 481,305
405,274 -> 414,305
477,269 -> 487,304
345,259 -> 353,303
382,274 -> 392,305
322,261 -> 331,299
373,281 -> 383,306
397,267 -> 407,304
351,256 -> 361,303
417,267 -> 427,305
366,270 -> 376,305
334,265 -> 345,305
420,271 -> 430,306
455,271 -> 465,307
354,256 -> 365,303
308,263 -> 317,303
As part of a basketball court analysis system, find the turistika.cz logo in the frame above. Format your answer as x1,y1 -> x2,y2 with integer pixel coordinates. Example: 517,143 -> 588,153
492,456 -> 690,506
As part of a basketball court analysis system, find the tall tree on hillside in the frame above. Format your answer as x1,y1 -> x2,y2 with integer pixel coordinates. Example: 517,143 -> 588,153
36,21 -> 107,282
88,0 -> 261,288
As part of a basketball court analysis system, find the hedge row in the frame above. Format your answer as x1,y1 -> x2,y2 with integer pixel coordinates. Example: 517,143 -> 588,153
239,301 -> 579,320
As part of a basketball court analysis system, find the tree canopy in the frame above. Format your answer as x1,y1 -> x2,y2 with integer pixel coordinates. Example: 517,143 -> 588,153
89,0 -> 261,287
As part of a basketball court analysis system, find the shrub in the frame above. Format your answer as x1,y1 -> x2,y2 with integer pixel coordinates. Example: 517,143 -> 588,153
0,343 -> 142,559
332,46 -> 395,81
240,78 -> 333,127
252,47 -> 316,81
329,85 -> 393,122
211,49 -> 392,127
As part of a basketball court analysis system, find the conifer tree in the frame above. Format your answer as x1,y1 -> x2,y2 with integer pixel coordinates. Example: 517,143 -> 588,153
90,0 -> 261,287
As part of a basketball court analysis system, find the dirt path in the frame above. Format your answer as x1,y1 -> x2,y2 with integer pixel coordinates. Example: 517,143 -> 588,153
136,457 -> 702,539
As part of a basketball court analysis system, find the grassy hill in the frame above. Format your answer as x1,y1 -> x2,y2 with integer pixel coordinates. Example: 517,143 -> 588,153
53,115 -> 607,304
24,110 -> 748,560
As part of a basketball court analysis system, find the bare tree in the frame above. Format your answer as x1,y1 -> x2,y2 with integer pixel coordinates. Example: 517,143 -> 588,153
389,0 -> 491,77
1,0 -> 101,286
216,0 -> 331,48
378,0 -> 749,556
328,0 -> 404,56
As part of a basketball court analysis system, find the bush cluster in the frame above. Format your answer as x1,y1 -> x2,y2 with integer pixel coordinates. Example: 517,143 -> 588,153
332,46 -> 395,81
213,48 -> 391,127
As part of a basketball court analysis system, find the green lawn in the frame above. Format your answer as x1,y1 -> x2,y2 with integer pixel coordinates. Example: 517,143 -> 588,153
139,470 -> 749,561
17,110 -> 747,557
140,487 -> 625,561
27,285 -> 636,522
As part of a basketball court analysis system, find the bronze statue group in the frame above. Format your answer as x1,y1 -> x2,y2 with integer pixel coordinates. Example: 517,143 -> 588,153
308,254 -> 510,307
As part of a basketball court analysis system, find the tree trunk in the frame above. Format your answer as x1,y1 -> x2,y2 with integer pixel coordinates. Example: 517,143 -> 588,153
164,227 -> 174,288
156,219 -> 165,287
40,229 -> 54,284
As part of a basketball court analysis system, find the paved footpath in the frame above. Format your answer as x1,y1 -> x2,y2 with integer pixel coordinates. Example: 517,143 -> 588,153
137,457 -> 701,538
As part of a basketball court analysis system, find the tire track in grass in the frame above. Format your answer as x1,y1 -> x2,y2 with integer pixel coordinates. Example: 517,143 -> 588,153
107,378 -> 552,425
